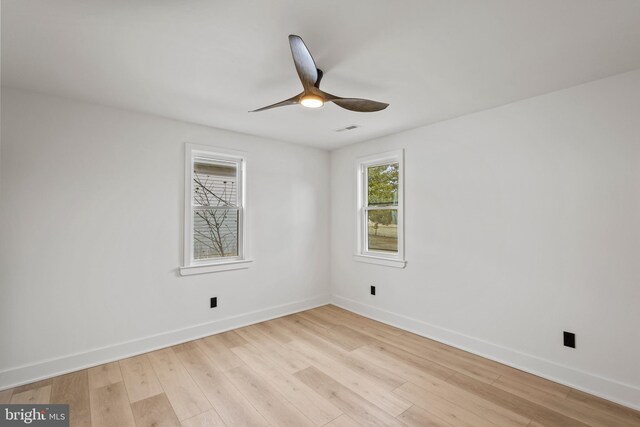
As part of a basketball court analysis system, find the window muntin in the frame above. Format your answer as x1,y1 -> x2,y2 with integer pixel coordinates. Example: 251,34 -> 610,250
184,148 -> 245,268
358,151 -> 404,262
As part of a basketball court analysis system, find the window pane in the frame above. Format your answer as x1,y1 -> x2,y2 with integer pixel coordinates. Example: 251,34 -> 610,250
193,160 -> 238,207
367,163 -> 399,207
193,208 -> 239,259
367,209 -> 398,253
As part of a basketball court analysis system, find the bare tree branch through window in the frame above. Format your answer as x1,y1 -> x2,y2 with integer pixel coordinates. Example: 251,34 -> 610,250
192,161 -> 239,259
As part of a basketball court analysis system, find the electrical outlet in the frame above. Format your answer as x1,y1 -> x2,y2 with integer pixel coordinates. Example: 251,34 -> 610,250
563,331 -> 575,348
370,285 -> 376,296
210,297 -> 217,308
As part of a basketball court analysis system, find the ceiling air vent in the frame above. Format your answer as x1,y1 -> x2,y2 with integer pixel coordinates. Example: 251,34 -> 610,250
335,125 -> 359,132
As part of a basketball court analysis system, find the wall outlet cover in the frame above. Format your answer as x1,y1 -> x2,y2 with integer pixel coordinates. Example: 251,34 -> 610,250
563,331 -> 575,348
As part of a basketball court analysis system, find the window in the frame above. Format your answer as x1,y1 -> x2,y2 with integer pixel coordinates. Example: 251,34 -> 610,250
355,150 -> 406,268
181,144 -> 251,275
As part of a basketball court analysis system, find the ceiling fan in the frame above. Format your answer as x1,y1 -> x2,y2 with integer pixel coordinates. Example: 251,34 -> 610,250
251,35 -> 389,113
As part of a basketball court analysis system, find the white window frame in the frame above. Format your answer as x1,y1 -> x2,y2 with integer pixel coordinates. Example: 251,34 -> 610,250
180,144 -> 252,276
354,149 -> 406,268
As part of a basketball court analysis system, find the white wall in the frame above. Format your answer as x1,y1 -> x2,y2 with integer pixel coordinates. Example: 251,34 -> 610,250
0,89 -> 330,388
330,70 -> 640,409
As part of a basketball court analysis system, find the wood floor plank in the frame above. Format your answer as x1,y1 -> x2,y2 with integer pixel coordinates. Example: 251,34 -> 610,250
131,393 -> 181,427
290,313 -> 381,352
287,339 -> 411,417
409,336 -> 524,380
319,306 -> 405,336
397,405 -> 454,427
10,384 -> 51,404
394,382 -> 497,427
293,312 -> 337,333
196,334 -> 244,371
295,310 -> 336,329
147,347 -> 211,421
88,362 -> 123,389
231,343 -> 342,426
498,370 -> 570,399
324,305 -> 517,380
446,373 -> 589,427
119,354 -> 163,403
417,376 -> 530,426
12,379 -> 53,394
294,366 -> 406,427
225,364 -> 315,427
0,389 -> 13,403
324,414 -> 363,427
360,345 -> 528,425
493,375 -> 635,427
89,382 -> 136,427
180,409 -> 227,427
253,320 -> 294,345
270,315 -> 324,341
271,319 -> 405,390
566,389 -> 640,425
235,325 -> 310,373
273,318 -> 352,358
322,325 -> 372,351
175,343 -> 268,427
396,378 -> 530,427
277,314 -> 331,341
316,305 -> 356,321
339,353 -> 407,391
50,370 -> 91,427
216,330 -> 249,348
307,306 -> 355,329
367,351 -> 530,427
355,325 -> 501,384
355,343 -> 455,383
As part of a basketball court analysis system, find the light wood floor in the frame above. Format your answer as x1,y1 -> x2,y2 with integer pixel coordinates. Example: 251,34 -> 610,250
1,305 -> 638,427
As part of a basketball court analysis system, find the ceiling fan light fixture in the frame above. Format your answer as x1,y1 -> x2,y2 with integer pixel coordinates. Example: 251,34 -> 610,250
250,35 -> 388,113
300,94 -> 324,108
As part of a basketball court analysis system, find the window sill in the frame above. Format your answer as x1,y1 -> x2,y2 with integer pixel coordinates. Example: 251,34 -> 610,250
353,255 -> 406,269
180,259 -> 253,276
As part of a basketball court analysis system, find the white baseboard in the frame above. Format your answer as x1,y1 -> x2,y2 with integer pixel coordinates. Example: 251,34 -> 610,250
331,294 -> 640,411
0,294 -> 330,391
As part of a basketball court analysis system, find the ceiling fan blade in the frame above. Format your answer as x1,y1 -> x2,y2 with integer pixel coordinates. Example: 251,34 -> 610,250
329,97 -> 389,112
288,35 -> 318,90
250,94 -> 300,112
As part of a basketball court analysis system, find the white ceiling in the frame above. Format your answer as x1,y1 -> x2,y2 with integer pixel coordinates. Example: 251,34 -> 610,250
3,1 -> 640,150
